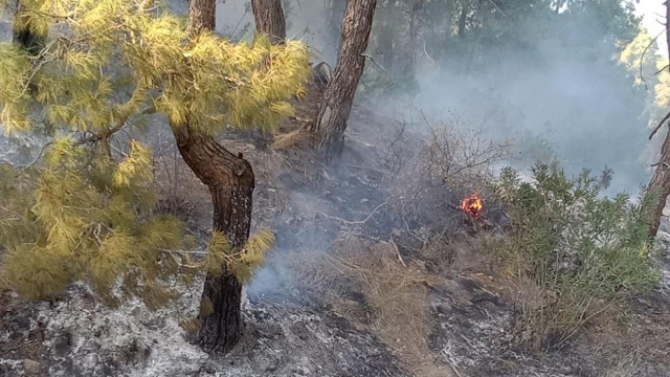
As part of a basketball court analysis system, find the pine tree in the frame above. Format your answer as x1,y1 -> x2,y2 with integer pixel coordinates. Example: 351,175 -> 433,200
313,0 -> 378,159
0,0 -> 311,352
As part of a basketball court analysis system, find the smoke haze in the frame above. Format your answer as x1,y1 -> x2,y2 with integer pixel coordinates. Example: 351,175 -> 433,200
215,0 -> 653,196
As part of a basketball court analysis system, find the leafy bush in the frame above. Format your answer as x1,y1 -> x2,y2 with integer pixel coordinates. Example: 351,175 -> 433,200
487,163 -> 661,351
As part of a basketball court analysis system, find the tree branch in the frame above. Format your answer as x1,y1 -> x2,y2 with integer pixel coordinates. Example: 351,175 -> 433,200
649,109 -> 670,140
638,30 -> 663,91
77,106 -> 156,145
362,53 -> 389,76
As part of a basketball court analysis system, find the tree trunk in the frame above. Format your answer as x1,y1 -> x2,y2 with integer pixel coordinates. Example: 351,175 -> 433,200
186,0 -> 216,36
175,0 -> 255,354
173,127 -> 254,353
313,0 -> 378,159
646,1 -> 670,239
251,0 -> 286,45
457,4 -> 467,38
647,131 -> 670,239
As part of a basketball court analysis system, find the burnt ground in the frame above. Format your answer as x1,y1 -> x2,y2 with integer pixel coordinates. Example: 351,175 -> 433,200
2,105 -> 670,377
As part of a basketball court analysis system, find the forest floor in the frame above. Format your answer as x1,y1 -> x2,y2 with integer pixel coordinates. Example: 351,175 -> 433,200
2,100 -> 670,377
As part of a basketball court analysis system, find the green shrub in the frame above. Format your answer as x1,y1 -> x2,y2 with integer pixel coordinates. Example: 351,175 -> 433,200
486,163 -> 661,351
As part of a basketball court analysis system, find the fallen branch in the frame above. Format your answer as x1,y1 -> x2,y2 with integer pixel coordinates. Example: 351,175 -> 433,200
388,239 -> 407,267
441,349 -> 466,377
318,201 -> 388,226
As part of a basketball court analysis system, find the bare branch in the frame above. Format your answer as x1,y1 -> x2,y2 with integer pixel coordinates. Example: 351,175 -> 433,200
77,106 -> 156,145
486,0 -> 508,18
318,201 -> 389,226
649,109 -> 670,140
362,53 -> 390,76
638,30 -> 663,91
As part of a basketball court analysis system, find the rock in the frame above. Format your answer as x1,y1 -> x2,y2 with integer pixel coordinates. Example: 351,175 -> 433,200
23,359 -> 41,375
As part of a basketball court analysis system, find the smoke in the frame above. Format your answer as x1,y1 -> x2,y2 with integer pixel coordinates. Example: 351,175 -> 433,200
405,54 -> 651,196
0,0 -> 659,299
238,0 -> 652,196
230,0 -> 658,295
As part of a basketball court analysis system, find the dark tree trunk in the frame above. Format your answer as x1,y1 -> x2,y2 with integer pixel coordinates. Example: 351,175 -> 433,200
646,1 -> 670,240
173,128 -> 254,353
313,0 -> 378,159
457,4 -> 467,38
647,132 -> 670,239
251,0 -> 286,45
175,0 -> 255,354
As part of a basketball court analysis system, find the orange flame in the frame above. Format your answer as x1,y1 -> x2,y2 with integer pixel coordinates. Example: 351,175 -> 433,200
460,193 -> 483,218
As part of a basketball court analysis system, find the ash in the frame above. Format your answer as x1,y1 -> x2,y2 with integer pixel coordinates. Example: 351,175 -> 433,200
0,282 -> 406,377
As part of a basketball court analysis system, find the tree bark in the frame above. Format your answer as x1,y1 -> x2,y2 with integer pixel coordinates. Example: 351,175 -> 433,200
251,0 -> 286,45
173,128 -> 254,353
175,0 -> 255,354
313,0 -> 378,159
457,3 -> 468,38
646,1 -> 670,239
186,0 -> 216,36
647,132 -> 670,239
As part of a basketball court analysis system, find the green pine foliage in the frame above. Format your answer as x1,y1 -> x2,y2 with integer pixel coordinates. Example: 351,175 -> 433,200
487,163 -> 661,350
0,0 -> 310,306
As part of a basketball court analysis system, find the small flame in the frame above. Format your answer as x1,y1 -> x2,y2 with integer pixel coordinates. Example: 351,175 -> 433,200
460,193 -> 483,218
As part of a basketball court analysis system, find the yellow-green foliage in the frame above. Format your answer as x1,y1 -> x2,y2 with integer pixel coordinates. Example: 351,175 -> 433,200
0,138 -> 189,306
0,0 -> 307,306
0,0 -> 312,137
205,229 -> 275,284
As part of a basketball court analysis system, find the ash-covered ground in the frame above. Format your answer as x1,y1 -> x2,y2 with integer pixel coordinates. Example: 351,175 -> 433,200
2,109 -> 670,377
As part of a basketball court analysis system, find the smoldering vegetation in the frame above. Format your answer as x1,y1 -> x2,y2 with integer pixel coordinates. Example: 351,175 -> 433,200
2,0 -> 670,376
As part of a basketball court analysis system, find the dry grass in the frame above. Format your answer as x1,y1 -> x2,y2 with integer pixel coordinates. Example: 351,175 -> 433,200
271,126 -> 312,151
605,354 -> 641,377
289,232 -> 453,376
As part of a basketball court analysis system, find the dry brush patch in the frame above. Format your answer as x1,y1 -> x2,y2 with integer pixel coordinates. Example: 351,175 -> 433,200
382,118 -> 507,241
288,232 -> 455,376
